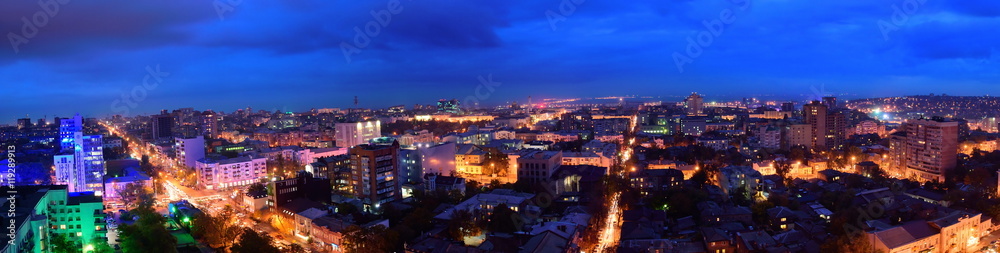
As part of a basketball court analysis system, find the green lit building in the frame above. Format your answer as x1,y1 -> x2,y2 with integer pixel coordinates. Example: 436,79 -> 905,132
2,185 -> 107,253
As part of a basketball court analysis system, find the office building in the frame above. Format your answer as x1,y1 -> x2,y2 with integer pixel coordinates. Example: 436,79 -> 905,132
334,120 -> 381,148
516,150 -> 563,184
174,136 -> 206,168
780,102 -> 795,112
349,143 -> 401,211
16,118 -> 31,130
195,155 -> 268,190
417,142 -> 457,176
54,114 -> 105,194
151,113 -> 174,140
59,114 -> 83,152
903,118 -> 959,182
684,93 -> 704,115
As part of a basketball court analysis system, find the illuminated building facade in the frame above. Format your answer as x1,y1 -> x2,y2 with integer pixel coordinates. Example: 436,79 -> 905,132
334,120 -> 381,148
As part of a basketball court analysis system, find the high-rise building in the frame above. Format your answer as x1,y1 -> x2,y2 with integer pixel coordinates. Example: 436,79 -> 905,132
175,136 -> 206,168
822,96 -> 838,109
349,143 -> 400,211
781,102 -> 795,113
684,93 -> 704,115
825,110 -> 848,149
803,101 -> 828,149
151,113 -> 174,139
334,120 -> 381,148
59,114 -> 83,152
201,111 -> 219,138
54,114 -> 105,194
886,131 -> 908,178
783,124 -> 813,149
16,118 -> 31,130
903,118 -> 959,182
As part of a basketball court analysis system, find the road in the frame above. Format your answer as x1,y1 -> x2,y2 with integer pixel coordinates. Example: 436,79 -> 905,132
101,121 -> 312,250
593,115 -> 638,252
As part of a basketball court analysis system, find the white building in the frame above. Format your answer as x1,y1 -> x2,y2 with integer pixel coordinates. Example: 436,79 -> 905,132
334,120 -> 382,148
54,114 -> 106,194
175,136 -> 206,168
196,155 -> 268,190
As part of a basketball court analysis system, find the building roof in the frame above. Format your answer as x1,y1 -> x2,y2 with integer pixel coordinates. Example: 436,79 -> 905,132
297,207 -> 328,220
737,231 -> 777,251
873,220 -> 937,249
520,231 -> 569,253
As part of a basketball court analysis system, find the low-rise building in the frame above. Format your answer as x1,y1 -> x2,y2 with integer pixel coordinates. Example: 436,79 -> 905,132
195,155 -> 268,190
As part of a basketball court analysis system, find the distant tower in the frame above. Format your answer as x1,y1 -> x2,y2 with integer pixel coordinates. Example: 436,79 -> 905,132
684,93 -> 704,115
528,96 -> 534,113
354,96 -> 359,107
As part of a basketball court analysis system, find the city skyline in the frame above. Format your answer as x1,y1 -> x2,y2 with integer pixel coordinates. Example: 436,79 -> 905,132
4,1 -> 1000,123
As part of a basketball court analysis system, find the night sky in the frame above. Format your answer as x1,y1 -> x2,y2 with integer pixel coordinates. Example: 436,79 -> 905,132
2,0 -> 999,123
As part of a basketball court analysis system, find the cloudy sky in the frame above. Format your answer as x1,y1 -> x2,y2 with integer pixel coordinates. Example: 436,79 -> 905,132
1,0 -> 998,122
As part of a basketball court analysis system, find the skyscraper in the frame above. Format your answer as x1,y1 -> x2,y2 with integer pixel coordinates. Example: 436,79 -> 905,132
903,118 -> 959,182
684,93 -> 704,115
54,113 -> 105,194
349,143 -> 400,211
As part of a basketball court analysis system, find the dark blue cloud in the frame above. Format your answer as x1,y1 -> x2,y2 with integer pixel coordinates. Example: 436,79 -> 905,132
1,0 -> 999,123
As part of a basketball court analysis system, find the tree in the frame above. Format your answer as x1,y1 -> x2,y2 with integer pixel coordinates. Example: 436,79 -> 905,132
488,203 -> 521,234
118,205 -> 178,253
90,237 -> 114,253
481,147 -> 510,176
48,232 -> 79,253
337,202 -> 359,215
284,243 -> 307,253
775,159 -> 792,185
246,183 -> 266,194
230,228 -> 281,253
447,209 -> 485,242
342,224 -> 399,253
192,205 -> 240,250
116,181 -> 153,210
400,207 -> 435,233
